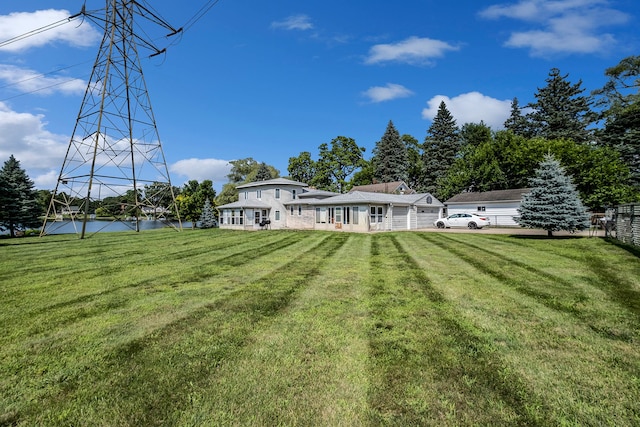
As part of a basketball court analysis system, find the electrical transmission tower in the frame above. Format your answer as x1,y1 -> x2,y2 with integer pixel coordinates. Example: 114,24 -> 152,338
41,1 -> 182,238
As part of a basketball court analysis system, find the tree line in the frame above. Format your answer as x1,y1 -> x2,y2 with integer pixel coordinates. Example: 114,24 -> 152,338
287,57 -> 640,210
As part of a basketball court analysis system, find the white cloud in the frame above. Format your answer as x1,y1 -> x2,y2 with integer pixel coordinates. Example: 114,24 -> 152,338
421,92 -> 512,129
0,9 -> 100,52
271,14 -> 314,31
0,102 -> 69,189
479,0 -> 629,56
0,65 -> 86,96
170,158 -> 232,185
365,36 -> 459,65
362,83 -> 414,103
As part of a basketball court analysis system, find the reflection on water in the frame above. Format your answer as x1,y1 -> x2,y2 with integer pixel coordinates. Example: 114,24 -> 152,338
41,219 -> 191,235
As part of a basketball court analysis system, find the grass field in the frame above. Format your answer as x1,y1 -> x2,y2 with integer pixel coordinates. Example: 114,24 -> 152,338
1,229 -> 639,426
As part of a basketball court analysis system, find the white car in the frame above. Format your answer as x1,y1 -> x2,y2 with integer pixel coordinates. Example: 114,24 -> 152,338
434,213 -> 490,229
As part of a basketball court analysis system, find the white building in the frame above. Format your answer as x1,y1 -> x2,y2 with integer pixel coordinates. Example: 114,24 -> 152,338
217,178 -> 443,231
444,188 -> 530,226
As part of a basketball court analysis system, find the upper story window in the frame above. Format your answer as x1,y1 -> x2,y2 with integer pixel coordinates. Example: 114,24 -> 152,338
257,190 -> 262,199
292,189 -> 297,200
275,188 -> 280,199
244,191 -> 248,200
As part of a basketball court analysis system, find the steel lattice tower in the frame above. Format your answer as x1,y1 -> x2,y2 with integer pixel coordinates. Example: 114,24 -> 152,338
41,0 -> 181,238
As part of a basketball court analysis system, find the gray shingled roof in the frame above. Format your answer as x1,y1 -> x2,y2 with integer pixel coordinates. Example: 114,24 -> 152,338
311,191 -> 442,206
237,178 -> 308,189
445,188 -> 530,204
216,199 -> 272,210
349,181 -> 416,194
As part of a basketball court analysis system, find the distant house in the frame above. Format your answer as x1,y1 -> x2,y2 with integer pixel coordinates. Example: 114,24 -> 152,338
444,188 -> 530,226
350,181 -> 415,195
217,178 -> 443,231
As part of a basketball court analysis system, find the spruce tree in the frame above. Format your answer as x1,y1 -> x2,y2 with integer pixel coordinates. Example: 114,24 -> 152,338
525,68 -> 594,143
503,97 -> 530,137
515,154 -> 590,236
0,155 -> 42,237
199,198 -> 217,228
372,120 -> 409,183
422,101 -> 460,197
593,55 -> 640,189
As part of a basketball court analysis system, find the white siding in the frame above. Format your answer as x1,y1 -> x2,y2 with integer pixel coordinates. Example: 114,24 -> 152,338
447,202 -> 521,226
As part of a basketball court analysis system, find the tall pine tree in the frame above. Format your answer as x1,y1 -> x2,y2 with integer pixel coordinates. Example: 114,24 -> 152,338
593,55 -> 640,190
515,154 -> 590,237
422,101 -> 460,198
525,68 -> 594,143
0,155 -> 41,237
504,97 -> 530,137
372,120 -> 409,183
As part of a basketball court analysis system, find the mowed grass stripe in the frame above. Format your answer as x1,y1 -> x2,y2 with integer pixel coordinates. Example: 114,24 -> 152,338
175,233 -> 372,426
405,232 -> 640,425
12,232 -> 349,425
420,232 -> 640,342
367,233 -> 545,426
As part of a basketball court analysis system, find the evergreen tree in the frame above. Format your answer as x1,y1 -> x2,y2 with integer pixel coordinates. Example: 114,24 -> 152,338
198,198 -> 217,228
593,55 -> 640,189
525,68 -> 594,143
0,155 -> 41,237
422,101 -> 460,197
515,154 -> 590,237
372,120 -> 409,183
403,134 -> 425,192
255,162 -> 273,181
503,97 -> 530,136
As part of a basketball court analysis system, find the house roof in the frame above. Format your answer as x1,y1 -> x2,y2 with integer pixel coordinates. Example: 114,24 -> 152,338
237,178 -> 308,189
349,181 -> 416,194
445,188 -> 530,204
299,189 -> 338,198
216,199 -> 272,210
311,191 -> 442,207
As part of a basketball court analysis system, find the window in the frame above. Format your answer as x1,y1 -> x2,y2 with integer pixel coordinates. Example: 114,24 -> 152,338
335,207 -> 342,223
239,209 -> 243,225
370,206 -> 383,223
275,210 -> 280,221
477,206 -> 486,212
290,206 -> 294,215
244,191 -> 248,200
292,189 -> 297,200
257,190 -> 262,199
343,207 -> 350,224
316,207 -> 327,223
298,205 -> 302,215
352,207 -> 359,224
328,207 -> 335,224
427,196 -> 432,204
255,210 -> 261,224
275,188 -> 280,199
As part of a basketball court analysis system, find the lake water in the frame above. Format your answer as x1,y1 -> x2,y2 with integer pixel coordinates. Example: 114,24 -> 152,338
40,219 -> 192,235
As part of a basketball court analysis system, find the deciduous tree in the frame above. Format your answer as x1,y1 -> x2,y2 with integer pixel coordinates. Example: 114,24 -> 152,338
312,136 -> 365,193
287,151 -> 316,184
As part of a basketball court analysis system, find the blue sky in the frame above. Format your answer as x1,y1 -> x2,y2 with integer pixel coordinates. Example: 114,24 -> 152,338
1,0 -> 638,193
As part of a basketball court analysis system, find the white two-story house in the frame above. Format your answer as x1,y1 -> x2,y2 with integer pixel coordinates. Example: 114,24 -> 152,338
217,178 -> 444,232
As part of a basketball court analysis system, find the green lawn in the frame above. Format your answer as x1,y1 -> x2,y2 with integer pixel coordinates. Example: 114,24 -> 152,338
1,229 -> 639,426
